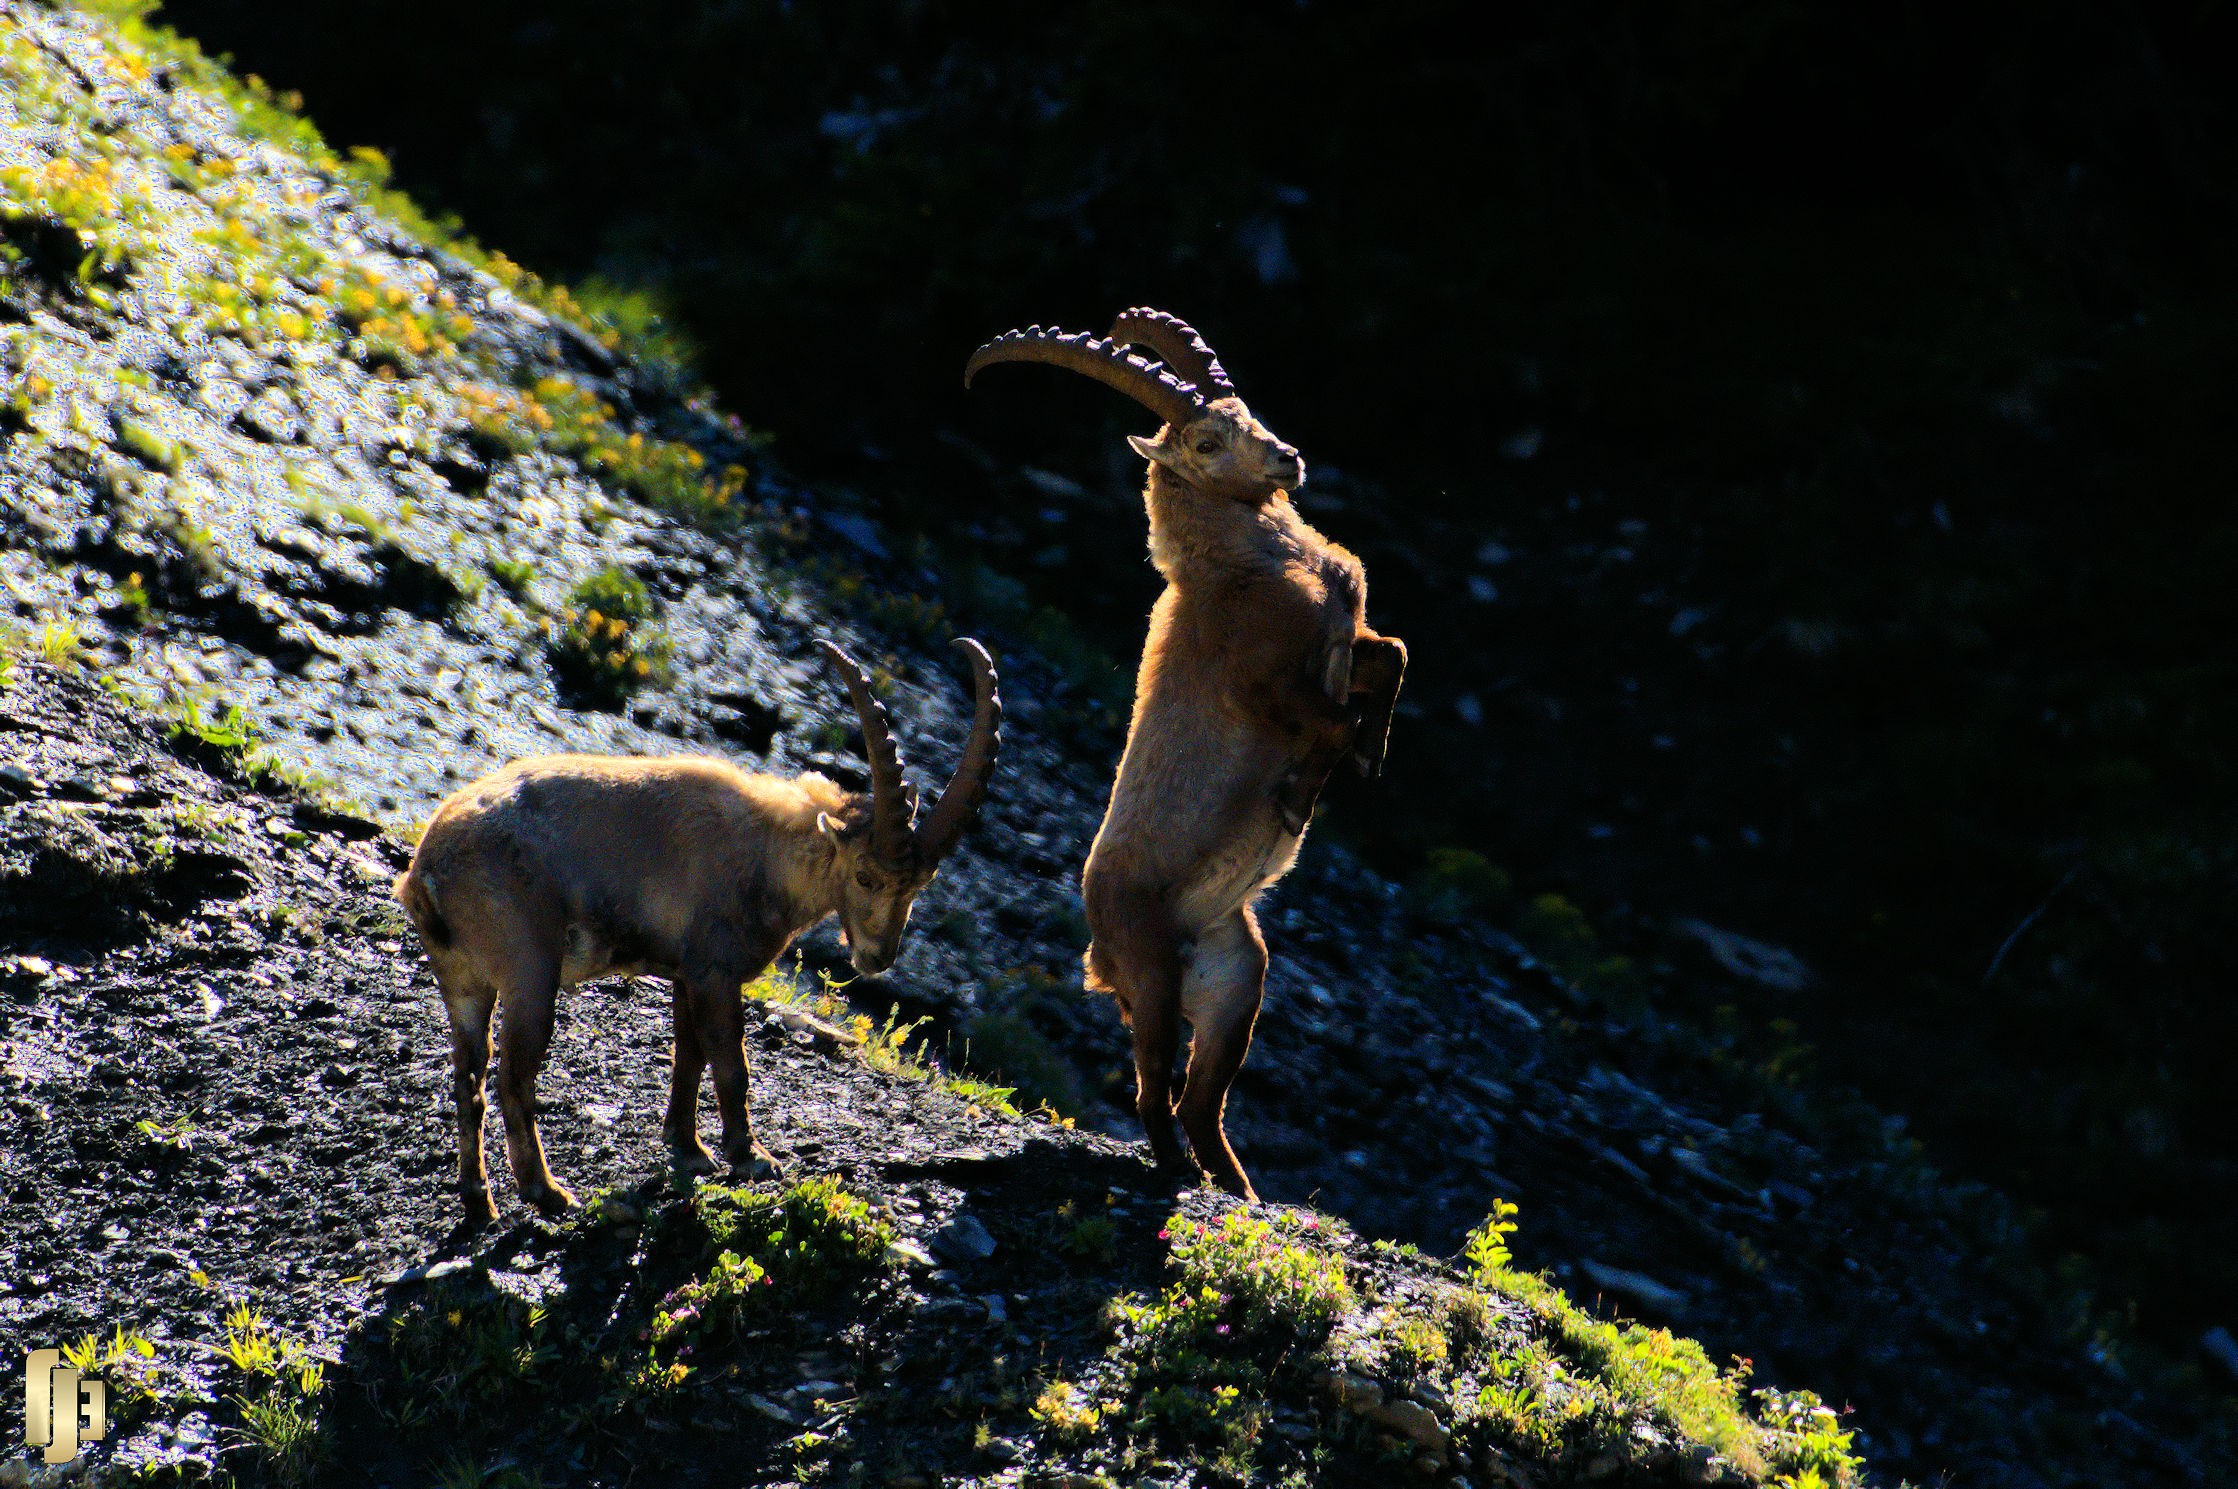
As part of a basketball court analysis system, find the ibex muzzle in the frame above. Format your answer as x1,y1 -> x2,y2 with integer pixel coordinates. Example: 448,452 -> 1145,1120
395,638 -> 1000,1221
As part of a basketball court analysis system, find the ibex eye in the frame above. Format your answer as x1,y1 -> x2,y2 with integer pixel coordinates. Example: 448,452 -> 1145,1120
1195,439 -> 1218,455
856,872 -> 874,889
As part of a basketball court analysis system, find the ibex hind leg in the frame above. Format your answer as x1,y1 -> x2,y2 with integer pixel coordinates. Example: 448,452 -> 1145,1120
1085,881 -> 1195,1177
492,948 -> 576,1216
1176,905 -> 1269,1202
438,969 -> 499,1225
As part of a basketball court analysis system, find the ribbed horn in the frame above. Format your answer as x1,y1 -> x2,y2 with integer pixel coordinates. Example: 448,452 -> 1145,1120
913,638 -> 1002,863
1107,307 -> 1236,402
817,640 -> 917,865
964,326 -> 1203,429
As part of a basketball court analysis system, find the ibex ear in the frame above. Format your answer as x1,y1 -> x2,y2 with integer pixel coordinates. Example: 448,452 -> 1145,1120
816,811 -> 845,849
1129,432 -> 1180,471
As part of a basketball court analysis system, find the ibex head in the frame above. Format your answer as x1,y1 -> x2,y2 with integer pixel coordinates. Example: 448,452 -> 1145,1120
965,309 -> 1304,502
814,638 -> 1002,974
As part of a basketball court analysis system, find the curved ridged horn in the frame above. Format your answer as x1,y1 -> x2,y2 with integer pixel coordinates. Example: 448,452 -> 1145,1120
1107,307 -> 1235,402
817,640 -> 917,865
914,638 -> 1002,862
964,326 -> 1202,429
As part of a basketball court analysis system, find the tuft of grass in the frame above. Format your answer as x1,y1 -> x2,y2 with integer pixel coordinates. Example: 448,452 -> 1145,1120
60,1324 -> 164,1438
219,1303 -> 328,1486
744,963 -> 1036,1119
1052,1199 -> 1119,1265
37,618 -> 86,671
161,692 -> 340,804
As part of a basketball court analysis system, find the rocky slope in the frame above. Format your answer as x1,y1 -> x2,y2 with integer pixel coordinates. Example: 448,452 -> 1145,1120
0,5 -> 2231,1486
0,660 -> 1866,1488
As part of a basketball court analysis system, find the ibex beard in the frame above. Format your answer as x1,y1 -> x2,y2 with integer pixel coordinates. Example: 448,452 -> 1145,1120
394,639 -> 1000,1223
967,309 -> 1406,1201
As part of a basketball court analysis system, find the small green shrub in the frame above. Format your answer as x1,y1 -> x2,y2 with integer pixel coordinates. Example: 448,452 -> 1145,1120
544,565 -> 671,707
960,1010 -> 1087,1116
690,1175 -> 894,1308
1030,1379 -> 1105,1445
1103,1210 -> 1351,1472
1408,846 -> 1513,924
1381,1311 -> 1450,1380
1514,893 -> 1648,1016
37,618 -> 85,670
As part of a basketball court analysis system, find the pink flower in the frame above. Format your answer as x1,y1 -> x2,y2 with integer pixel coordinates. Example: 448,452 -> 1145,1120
1158,1228 -> 1171,1240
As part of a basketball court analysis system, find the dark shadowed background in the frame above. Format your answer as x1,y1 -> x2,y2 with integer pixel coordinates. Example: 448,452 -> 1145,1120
157,0 -> 2238,1354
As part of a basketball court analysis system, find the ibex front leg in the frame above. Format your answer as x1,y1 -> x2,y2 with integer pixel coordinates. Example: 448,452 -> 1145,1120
680,952 -> 782,1181
1346,633 -> 1408,778
663,983 -> 719,1175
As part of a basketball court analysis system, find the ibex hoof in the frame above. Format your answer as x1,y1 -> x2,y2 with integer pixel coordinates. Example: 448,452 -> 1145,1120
524,1181 -> 578,1217
668,1132 -> 720,1175
727,1142 -> 783,1183
460,1185 -> 499,1226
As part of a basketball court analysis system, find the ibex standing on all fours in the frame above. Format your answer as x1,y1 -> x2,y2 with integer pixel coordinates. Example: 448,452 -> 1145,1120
967,309 -> 1406,1200
394,639 -> 1000,1223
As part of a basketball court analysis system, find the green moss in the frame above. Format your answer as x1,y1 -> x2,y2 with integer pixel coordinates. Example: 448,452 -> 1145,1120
115,415 -> 179,471
484,555 -> 537,599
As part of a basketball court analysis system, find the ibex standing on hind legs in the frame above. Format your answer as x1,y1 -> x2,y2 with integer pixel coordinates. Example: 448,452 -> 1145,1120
966,309 -> 1406,1199
394,639 -> 1000,1223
